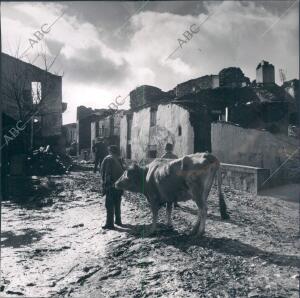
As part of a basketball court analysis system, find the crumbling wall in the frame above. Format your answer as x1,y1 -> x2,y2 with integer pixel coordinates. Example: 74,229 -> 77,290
131,108 -> 151,161
130,104 -> 194,161
91,112 -> 122,157
130,85 -> 165,109
256,61 -> 275,84
62,123 -> 77,146
2,53 -> 63,138
98,116 -> 111,137
90,121 -> 96,159
151,104 -> 194,157
284,79 -> 299,99
119,115 -> 128,159
113,113 -> 122,136
212,122 -> 299,184
219,67 -> 248,87
77,117 -> 92,154
39,76 -> 62,137
175,75 -> 219,98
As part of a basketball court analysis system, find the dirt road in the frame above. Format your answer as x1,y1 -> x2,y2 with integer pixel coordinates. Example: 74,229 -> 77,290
1,170 -> 299,297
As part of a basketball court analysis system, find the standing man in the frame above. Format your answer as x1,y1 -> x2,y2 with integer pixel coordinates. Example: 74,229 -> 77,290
161,143 -> 178,159
100,145 -> 125,229
93,138 -> 108,173
161,143 -> 180,208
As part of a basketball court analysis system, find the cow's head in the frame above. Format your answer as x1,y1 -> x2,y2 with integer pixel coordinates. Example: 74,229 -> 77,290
115,163 -> 145,193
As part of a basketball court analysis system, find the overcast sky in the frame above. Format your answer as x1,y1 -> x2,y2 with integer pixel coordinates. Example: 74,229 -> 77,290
2,1 -> 299,124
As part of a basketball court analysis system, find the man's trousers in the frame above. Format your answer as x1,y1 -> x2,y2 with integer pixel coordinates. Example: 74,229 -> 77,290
104,188 -> 123,226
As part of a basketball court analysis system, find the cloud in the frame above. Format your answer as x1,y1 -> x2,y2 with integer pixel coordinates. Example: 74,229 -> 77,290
2,1 -> 298,124
123,0 -> 298,88
59,46 -> 130,85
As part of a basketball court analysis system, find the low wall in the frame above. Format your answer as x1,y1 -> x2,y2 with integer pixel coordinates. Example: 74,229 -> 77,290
219,163 -> 270,194
212,122 -> 300,185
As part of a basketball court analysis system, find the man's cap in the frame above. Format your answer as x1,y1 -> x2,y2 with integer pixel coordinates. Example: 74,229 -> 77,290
165,143 -> 173,151
108,145 -> 119,154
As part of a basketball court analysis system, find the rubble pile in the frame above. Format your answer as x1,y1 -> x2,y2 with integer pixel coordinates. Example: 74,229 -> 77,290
27,146 -> 72,176
71,159 -> 94,172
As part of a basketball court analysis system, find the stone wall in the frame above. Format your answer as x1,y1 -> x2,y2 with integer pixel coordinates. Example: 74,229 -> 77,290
150,104 -> 194,158
127,103 -> 194,161
62,123 -> 77,146
77,117 -> 92,154
77,106 -> 108,155
129,85 -> 165,109
256,61 -> 275,84
212,122 -> 299,184
219,67 -> 248,87
284,79 -> 299,99
131,108 -> 151,160
2,53 -> 62,137
91,112 -> 122,156
219,163 -> 270,194
175,75 -> 219,98
119,115 -> 128,158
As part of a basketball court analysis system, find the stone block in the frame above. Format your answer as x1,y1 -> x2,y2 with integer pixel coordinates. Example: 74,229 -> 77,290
219,163 -> 270,194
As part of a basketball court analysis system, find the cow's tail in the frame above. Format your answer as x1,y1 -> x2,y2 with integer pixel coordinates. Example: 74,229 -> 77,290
217,167 -> 230,220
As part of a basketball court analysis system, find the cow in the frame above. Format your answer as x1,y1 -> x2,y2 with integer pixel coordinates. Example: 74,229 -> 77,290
115,152 -> 230,236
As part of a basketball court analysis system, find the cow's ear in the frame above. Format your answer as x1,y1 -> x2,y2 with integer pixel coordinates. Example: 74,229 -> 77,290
127,163 -> 137,177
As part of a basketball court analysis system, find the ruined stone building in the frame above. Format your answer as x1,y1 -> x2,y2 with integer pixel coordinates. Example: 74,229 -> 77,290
1,53 -> 66,196
256,60 -> 275,84
282,79 -> 299,137
76,105 -> 124,159
62,123 -> 77,147
1,53 -> 65,148
62,123 -> 78,156
219,67 -> 250,87
120,61 -> 298,163
90,110 -> 123,157
76,106 -> 107,158
120,102 -> 194,160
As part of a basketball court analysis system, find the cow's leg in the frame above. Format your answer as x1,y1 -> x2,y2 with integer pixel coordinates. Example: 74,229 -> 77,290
190,186 -> 204,236
190,189 -> 208,237
190,209 -> 201,235
166,202 -> 173,227
196,171 -> 216,236
197,197 -> 207,237
191,196 -> 206,236
149,205 -> 159,234
217,169 -> 230,219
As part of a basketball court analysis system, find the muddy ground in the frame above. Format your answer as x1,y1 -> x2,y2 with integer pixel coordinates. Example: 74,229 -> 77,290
1,169 -> 299,297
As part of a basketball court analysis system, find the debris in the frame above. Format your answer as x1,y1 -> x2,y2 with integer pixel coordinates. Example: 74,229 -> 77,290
98,269 -> 122,281
26,283 -> 36,287
72,223 -> 84,228
27,146 -> 72,175
2,170 -> 299,297
6,290 -> 24,296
